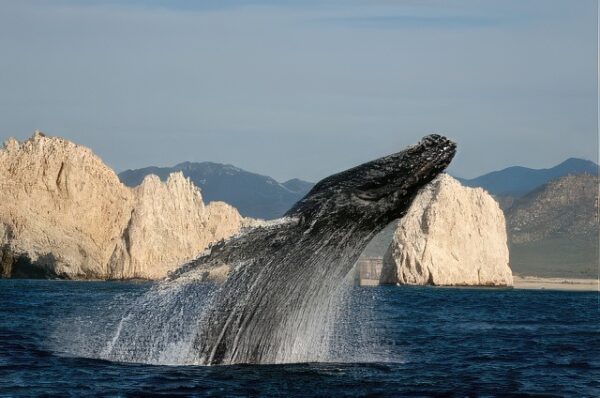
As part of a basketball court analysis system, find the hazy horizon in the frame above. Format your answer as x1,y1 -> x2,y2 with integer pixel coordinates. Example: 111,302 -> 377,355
0,0 -> 597,181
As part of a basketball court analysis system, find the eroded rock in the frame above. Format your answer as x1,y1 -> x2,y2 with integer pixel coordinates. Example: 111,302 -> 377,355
0,132 -> 246,279
381,174 -> 513,286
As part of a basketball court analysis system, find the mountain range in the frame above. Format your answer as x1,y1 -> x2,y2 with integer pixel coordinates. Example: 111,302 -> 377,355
120,157 -> 597,219
457,158 -> 598,197
119,162 -> 314,219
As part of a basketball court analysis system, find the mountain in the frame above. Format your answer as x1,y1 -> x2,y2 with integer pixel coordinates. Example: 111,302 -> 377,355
507,174 -> 598,243
458,158 -> 598,198
505,174 -> 599,278
119,162 -> 314,220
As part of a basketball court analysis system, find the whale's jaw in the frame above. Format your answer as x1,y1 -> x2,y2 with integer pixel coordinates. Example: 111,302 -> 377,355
189,134 -> 456,365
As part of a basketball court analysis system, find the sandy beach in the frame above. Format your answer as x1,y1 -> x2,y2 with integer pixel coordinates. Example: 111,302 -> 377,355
513,276 -> 599,291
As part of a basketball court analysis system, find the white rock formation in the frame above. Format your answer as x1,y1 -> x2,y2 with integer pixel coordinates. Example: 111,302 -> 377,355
109,173 -> 244,279
0,131 -> 246,279
380,174 -> 513,286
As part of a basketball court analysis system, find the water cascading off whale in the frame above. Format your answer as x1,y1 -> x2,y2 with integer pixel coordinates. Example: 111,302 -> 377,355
172,134 -> 457,365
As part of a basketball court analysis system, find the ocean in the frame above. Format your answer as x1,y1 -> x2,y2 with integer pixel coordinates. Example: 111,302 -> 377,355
1,279 -> 598,397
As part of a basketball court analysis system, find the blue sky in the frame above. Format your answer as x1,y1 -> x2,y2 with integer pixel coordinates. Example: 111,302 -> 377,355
0,0 -> 597,181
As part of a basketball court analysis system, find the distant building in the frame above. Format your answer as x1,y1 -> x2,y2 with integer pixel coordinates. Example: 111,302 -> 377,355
356,257 -> 383,287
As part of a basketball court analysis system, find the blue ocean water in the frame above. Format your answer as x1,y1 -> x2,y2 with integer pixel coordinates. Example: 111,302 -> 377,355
0,279 -> 598,397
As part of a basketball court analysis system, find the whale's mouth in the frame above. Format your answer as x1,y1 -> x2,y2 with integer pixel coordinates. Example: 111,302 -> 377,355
286,134 -> 456,222
353,136 -> 456,203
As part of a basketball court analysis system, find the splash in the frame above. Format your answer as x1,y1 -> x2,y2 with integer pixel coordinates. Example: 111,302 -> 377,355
55,265 -> 388,365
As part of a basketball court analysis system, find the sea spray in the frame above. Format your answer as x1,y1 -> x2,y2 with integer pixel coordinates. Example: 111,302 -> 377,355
53,264 -> 385,365
54,281 -> 217,365
97,280 -> 213,364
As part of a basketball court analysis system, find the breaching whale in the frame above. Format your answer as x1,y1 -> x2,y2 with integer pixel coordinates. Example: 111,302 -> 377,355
172,134 -> 457,365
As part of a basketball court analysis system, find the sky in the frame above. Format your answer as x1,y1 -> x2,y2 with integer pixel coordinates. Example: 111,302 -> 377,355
0,0 -> 597,182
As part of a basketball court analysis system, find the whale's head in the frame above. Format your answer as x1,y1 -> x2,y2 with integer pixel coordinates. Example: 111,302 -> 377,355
286,134 -> 456,232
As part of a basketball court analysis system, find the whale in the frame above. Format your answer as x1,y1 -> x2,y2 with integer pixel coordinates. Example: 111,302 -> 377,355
171,134 -> 457,365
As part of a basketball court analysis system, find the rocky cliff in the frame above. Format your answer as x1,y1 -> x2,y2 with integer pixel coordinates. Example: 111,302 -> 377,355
0,131 -> 246,279
381,174 -> 513,286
